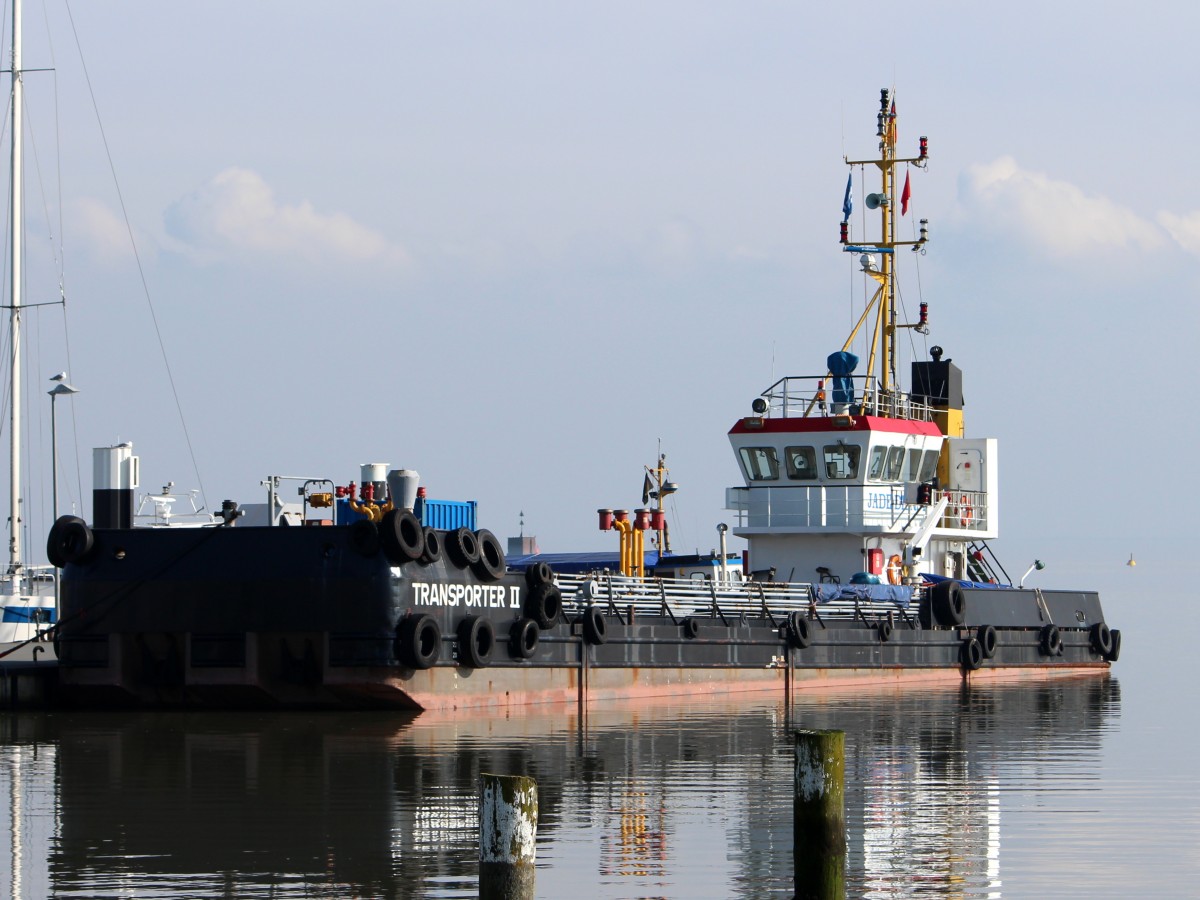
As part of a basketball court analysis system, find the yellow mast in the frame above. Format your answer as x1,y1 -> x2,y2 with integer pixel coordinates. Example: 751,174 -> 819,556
842,89 -> 930,412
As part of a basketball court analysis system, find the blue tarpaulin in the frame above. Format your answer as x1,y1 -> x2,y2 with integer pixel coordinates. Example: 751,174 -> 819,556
815,583 -> 913,607
827,351 -> 858,407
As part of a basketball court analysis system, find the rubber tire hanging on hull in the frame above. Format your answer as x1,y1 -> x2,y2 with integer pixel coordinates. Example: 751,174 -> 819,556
421,527 -> 442,565
525,561 -> 554,589
397,615 -> 441,669
470,529 -> 506,582
510,618 -> 540,659
444,527 -> 480,568
977,624 -> 998,659
524,583 -> 561,629
380,510 -> 424,564
457,616 -> 495,668
961,637 -> 984,671
682,617 -> 701,639
931,581 -> 966,626
785,611 -> 811,649
47,515 -> 95,567
1089,622 -> 1113,656
1040,623 -> 1062,657
1105,629 -> 1122,662
582,606 -> 607,645
878,620 -> 893,643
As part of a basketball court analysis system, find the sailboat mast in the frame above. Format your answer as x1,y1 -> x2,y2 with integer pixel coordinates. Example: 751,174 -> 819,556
8,0 -> 21,572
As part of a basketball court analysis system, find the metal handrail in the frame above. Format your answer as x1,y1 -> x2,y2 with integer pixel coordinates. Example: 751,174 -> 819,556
553,572 -> 919,626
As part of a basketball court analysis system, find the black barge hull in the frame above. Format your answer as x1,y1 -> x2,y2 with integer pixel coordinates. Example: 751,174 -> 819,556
56,525 -> 1113,710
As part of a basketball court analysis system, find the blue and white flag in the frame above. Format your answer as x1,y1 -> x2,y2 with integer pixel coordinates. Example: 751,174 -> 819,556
841,172 -> 853,222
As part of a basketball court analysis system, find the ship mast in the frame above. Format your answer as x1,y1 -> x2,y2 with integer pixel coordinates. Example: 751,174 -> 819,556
842,89 -> 929,407
8,0 -> 22,573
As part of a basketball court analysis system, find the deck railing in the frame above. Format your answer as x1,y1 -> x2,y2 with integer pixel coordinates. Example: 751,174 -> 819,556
726,485 -> 989,533
758,375 -> 937,422
553,572 -> 920,626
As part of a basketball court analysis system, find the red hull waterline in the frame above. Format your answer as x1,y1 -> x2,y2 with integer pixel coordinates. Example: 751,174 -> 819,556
322,662 -> 1111,712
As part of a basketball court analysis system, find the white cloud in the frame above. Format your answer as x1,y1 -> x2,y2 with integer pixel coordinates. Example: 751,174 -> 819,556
960,157 -> 1164,257
71,197 -> 147,264
165,168 -> 409,267
1157,210 -> 1200,257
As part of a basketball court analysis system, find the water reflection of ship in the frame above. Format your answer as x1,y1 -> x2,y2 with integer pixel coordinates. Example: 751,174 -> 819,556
1,677 -> 1119,898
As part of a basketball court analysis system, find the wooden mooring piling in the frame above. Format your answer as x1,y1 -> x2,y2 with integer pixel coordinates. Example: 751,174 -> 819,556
794,728 -> 846,900
479,772 -> 538,899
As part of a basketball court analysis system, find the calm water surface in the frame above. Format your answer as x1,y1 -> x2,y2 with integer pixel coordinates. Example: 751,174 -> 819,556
4,663 -> 1192,899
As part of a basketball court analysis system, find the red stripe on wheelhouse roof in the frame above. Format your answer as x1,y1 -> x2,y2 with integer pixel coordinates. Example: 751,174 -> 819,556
728,415 -> 943,437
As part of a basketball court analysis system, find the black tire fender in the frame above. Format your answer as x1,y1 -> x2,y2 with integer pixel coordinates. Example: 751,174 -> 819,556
1040,623 -> 1062,657
524,583 -> 561,629
421,527 -> 442,565
456,616 -> 495,669
682,617 -> 701,639
786,611 -> 811,650
525,561 -> 554,589
878,619 -> 893,643
931,581 -> 966,626
582,605 -> 607,645
444,527 -> 480,568
510,617 -> 540,659
1105,628 -> 1122,662
961,637 -> 984,670
380,509 -> 424,564
977,624 -> 998,659
47,516 -> 95,567
1090,622 -> 1113,657
397,614 -> 441,669
471,529 -> 507,582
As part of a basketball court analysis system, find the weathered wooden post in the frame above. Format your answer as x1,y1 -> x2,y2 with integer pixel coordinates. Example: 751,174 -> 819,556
479,772 -> 538,899
794,729 -> 846,900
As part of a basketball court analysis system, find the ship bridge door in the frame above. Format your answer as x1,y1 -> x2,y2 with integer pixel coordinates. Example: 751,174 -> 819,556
951,447 -> 984,493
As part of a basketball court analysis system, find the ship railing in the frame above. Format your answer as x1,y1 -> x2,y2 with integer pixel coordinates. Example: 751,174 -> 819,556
726,484 -> 989,533
758,376 -> 936,422
553,572 -> 919,626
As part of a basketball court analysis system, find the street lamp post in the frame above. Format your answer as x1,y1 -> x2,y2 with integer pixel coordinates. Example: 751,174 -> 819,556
48,378 -> 78,605
48,379 -> 79,522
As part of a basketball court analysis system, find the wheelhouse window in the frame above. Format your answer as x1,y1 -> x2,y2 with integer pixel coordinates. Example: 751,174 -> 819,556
740,446 -> 780,481
918,448 -> 940,483
822,444 -> 861,480
906,448 -> 923,482
785,445 -> 818,480
885,446 -> 904,481
868,446 -> 887,481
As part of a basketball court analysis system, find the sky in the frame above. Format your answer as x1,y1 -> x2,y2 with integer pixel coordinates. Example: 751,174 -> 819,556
0,1 -> 1194,608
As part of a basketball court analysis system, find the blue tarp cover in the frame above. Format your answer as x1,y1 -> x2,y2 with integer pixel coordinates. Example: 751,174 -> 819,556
826,350 -> 859,406
921,573 -> 1011,590
815,583 -> 913,607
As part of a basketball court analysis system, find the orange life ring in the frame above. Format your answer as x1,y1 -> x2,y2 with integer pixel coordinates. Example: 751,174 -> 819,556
958,495 -> 973,527
886,554 -> 903,585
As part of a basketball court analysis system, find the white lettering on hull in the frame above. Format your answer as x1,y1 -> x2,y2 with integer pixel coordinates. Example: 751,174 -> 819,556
411,582 -> 520,609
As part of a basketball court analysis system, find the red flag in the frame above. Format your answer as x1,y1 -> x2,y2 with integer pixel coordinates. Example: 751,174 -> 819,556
901,170 -> 912,216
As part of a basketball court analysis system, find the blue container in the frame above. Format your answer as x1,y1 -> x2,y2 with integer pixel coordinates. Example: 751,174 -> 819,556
420,499 -> 477,531
335,497 -> 477,530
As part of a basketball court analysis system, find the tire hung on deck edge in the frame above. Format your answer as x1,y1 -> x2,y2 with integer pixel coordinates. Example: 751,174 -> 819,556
470,529 -> 506,582
444,527 -> 480,569
785,611 -> 811,649
930,581 -> 966,627
380,509 -> 424,564
457,616 -> 495,668
961,636 -> 984,671
1039,623 -> 1062,657
47,515 -> 95,567
510,618 -> 540,659
397,614 -> 441,669
1089,621 -> 1113,657
977,624 -> 998,659
524,582 -> 562,629
582,606 -> 607,645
